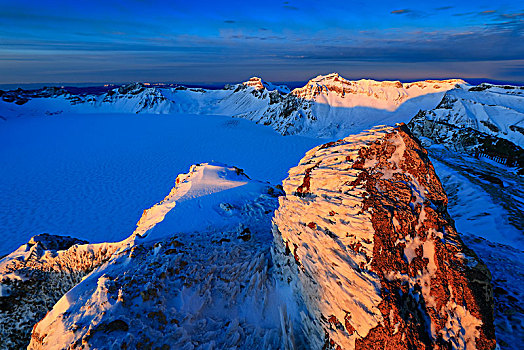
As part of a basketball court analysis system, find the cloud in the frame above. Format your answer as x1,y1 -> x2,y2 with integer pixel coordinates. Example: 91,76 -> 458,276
391,9 -> 411,15
452,12 -> 476,17
500,12 -> 524,19
390,8 -> 428,19
435,6 -> 453,11
480,10 -> 496,14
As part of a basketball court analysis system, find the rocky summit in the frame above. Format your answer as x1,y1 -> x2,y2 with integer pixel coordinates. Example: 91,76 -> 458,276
273,124 -> 496,349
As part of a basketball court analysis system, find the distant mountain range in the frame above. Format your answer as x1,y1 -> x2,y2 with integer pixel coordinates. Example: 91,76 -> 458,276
2,73 -> 522,170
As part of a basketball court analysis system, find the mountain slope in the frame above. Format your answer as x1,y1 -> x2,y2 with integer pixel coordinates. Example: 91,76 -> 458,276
408,83 -> 524,171
27,163 -> 299,349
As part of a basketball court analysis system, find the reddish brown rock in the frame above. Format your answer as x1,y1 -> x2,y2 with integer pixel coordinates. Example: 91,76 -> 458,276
274,124 -> 496,349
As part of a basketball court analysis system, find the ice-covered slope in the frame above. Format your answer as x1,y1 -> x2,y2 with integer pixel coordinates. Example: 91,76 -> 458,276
273,125 -> 496,349
0,74 -> 464,137
0,112 -> 321,256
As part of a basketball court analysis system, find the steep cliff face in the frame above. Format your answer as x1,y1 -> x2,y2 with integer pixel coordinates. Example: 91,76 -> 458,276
273,124 -> 496,349
0,234 -> 119,349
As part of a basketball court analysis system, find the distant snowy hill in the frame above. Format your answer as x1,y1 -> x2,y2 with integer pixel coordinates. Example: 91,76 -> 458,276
409,83 -> 524,171
0,73 -> 464,137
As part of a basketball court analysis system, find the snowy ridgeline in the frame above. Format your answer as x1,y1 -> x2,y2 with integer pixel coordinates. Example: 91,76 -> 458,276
0,73 -> 466,138
2,74 -> 522,160
0,127 -> 500,349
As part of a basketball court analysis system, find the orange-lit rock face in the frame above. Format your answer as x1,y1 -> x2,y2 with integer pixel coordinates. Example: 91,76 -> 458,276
273,124 -> 496,349
242,77 -> 266,90
290,73 -> 464,102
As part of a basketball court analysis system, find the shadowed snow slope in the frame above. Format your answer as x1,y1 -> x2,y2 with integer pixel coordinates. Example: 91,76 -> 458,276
409,83 -> 524,171
411,84 -> 524,148
273,125 -> 496,350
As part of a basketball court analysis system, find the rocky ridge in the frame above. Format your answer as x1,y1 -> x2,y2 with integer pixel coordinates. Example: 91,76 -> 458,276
292,73 -> 464,103
0,129 -> 499,349
273,124 -> 496,349
0,74 -> 465,137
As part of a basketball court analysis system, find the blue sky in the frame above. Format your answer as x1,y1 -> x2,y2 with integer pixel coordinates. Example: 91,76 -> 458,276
0,0 -> 523,85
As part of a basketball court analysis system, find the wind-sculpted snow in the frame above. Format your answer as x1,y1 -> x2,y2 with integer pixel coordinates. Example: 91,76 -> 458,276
27,163 -> 302,349
273,124 -> 496,349
0,73 -> 464,138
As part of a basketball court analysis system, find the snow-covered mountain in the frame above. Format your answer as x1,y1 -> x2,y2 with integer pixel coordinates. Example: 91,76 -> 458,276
3,163 -> 291,349
0,73 -> 464,137
1,127 -> 499,349
1,74 -> 522,349
408,83 -> 524,171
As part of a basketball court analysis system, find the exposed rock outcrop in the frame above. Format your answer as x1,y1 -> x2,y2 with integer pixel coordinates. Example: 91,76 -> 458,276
273,124 -> 496,349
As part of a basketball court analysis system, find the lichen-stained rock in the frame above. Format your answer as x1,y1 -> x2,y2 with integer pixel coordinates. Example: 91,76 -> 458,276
273,124 -> 496,349
0,234 -> 119,349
